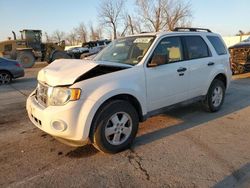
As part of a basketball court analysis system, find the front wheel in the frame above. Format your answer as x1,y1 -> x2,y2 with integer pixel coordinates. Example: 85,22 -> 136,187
203,79 -> 225,112
90,100 -> 139,153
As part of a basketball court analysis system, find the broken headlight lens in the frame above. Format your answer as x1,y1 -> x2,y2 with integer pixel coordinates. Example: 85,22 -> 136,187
48,87 -> 81,106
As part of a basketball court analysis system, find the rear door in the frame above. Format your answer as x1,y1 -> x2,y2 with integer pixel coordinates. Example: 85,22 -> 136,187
145,36 -> 190,112
183,35 -> 213,98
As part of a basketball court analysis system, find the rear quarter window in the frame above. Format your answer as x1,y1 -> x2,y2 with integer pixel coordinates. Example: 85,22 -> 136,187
207,36 -> 227,55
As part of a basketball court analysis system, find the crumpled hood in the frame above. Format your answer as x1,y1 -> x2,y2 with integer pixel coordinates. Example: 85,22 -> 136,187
38,59 -> 98,86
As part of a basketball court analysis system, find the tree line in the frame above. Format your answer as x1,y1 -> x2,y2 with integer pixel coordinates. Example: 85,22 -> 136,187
45,0 -> 192,45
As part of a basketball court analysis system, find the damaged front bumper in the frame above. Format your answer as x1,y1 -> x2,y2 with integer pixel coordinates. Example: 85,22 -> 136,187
26,91 -> 91,146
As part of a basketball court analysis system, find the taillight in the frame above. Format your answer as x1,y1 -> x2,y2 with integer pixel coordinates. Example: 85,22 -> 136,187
15,63 -> 21,67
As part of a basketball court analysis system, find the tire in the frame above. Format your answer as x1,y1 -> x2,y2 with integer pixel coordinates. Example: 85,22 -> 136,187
17,51 -> 35,68
50,51 -> 71,63
203,79 -> 226,112
0,71 -> 12,85
90,100 -> 139,153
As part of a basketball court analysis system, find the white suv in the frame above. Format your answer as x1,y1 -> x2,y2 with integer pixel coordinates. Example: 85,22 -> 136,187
27,28 -> 232,153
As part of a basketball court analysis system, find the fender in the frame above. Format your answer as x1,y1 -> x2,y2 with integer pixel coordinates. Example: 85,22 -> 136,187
203,64 -> 231,95
77,87 -> 147,140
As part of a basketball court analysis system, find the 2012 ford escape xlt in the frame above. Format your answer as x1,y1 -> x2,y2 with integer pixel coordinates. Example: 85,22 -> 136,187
26,28 -> 232,153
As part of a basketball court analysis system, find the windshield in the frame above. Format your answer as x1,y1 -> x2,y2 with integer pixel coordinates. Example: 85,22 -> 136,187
94,36 -> 155,65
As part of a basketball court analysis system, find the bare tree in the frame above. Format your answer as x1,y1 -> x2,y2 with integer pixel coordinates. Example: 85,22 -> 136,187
121,13 -> 139,36
136,0 -> 166,32
96,26 -> 103,39
52,30 -> 65,43
66,31 -> 78,46
136,0 -> 192,32
90,24 -> 96,40
75,23 -> 88,43
98,0 -> 125,39
44,32 -> 52,42
236,30 -> 244,36
164,0 -> 192,31
89,23 -> 103,40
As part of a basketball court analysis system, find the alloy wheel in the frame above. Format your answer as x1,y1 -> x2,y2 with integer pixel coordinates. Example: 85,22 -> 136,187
212,86 -> 223,107
0,72 -> 11,85
104,112 -> 132,145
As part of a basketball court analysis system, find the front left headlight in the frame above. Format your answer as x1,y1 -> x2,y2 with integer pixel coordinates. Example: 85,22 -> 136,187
48,87 -> 81,106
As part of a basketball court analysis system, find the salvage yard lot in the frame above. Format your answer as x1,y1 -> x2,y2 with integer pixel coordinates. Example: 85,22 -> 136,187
0,62 -> 250,188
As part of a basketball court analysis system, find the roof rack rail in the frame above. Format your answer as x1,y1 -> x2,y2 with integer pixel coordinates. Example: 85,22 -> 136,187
173,27 -> 212,33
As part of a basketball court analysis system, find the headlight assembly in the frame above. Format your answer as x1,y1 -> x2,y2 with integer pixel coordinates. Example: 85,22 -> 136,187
48,87 -> 81,106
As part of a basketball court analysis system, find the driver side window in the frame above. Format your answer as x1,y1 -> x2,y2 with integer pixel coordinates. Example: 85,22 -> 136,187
152,37 -> 183,65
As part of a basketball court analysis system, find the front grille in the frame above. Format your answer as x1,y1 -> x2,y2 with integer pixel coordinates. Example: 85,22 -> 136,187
35,83 -> 49,107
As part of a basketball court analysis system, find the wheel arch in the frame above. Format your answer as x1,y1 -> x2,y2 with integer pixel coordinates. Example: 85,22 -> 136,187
0,69 -> 13,78
213,73 -> 227,88
96,94 -> 144,122
87,93 -> 144,141
203,72 -> 229,96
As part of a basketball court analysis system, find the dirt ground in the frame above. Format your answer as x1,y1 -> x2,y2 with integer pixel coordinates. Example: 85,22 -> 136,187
0,62 -> 250,188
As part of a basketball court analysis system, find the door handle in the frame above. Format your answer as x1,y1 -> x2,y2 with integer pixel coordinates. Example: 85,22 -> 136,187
208,62 -> 215,66
177,67 -> 187,72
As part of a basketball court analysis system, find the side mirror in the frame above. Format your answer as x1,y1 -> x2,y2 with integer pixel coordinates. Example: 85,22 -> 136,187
148,54 -> 168,67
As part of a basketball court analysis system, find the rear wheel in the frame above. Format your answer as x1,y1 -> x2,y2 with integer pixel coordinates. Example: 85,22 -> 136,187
90,100 -> 139,153
203,79 -> 225,112
0,71 -> 12,85
17,51 -> 35,68
50,51 -> 71,63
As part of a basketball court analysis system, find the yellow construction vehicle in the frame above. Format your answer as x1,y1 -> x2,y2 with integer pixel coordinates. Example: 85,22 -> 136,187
0,29 -> 70,68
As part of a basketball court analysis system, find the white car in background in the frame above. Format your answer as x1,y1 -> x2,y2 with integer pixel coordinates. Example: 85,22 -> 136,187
67,40 -> 111,59
27,28 -> 231,153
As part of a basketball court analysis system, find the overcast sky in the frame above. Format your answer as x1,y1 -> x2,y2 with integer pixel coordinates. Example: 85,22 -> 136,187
0,0 -> 249,40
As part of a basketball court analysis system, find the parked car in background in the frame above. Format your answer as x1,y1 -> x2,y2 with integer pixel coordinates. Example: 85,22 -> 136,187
229,37 -> 250,74
27,28 -> 231,153
67,39 -> 111,59
0,57 -> 24,85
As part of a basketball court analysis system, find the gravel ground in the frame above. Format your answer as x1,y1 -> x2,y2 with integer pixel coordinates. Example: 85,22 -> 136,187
0,62 -> 250,188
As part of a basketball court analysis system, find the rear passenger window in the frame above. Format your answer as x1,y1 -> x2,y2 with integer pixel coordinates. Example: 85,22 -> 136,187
207,36 -> 227,55
185,36 -> 210,59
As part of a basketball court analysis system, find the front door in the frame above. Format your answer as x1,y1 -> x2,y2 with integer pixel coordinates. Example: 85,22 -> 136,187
145,36 -> 190,112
